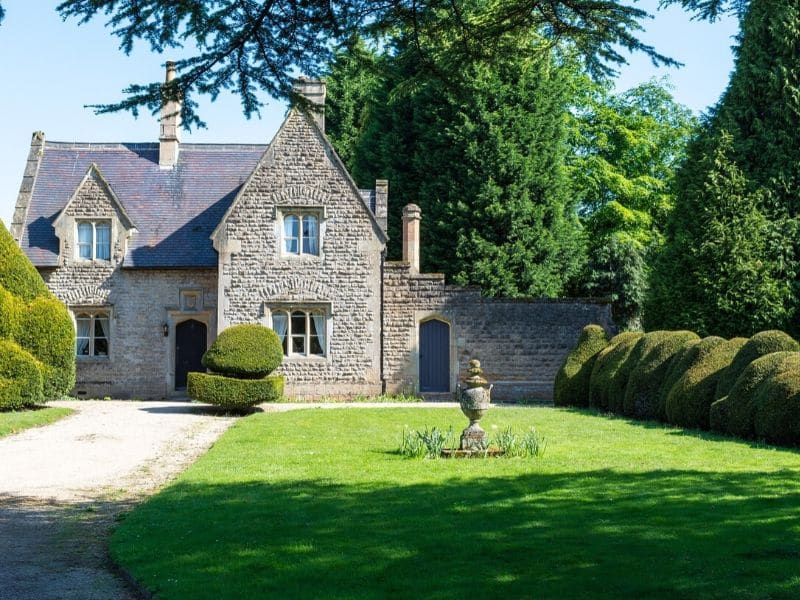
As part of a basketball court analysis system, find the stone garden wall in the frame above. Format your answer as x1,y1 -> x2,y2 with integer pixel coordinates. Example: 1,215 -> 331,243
382,262 -> 613,401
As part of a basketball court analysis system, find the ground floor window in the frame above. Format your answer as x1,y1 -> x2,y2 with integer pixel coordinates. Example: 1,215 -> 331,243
75,310 -> 110,357
270,308 -> 326,357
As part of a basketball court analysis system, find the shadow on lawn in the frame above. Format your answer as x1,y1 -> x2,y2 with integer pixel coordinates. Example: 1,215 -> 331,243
113,468 -> 800,599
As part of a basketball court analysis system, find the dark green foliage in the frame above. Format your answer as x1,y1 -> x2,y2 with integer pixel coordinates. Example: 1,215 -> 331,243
589,331 -> 643,410
0,221 -> 49,302
605,334 -> 650,414
710,351 -> 796,438
569,80 -> 697,330
16,297 -> 76,400
645,132 -> 796,337
0,340 -> 43,410
202,324 -> 283,378
752,353 -> 800,446
329,39 -> 585,297
647,0 -> 800,337
715,330 -> 799,401
187,372 -> 284,410
553,325 -> 608,407
54,0 -> 687,128
622,331 -> 700,420
664,337 -> 747,430
0,286 -> 22,340
658,338 -> 702,412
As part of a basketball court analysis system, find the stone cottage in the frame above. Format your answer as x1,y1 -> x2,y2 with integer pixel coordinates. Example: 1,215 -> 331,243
11,64 -> 611,401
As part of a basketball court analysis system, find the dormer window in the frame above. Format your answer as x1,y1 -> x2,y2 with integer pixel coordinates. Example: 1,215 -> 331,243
283,213 -> 319,256
77,221 -> 111,261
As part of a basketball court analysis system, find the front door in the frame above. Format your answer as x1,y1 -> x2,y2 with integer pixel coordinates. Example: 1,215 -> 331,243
175,319 -> 207,390
419,319 -> 450,392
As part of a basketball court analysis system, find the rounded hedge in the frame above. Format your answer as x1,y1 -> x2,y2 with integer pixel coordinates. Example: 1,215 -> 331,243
0,221 -> 50,302
202,324 -> 283,378
752,353 -> 800,446
188,372 -> 284,410
715,330 -> 799,401
589,332 -> 643,410
554,325 -> 609,407
0,340 -> 43,410
665,337 -> 747,430
709,351 -> 795,438
589,332 -> 643,413
658,338 -> 702,412
0,285 -> 22,340
16,296 -> 76,399
623,331 -> 700,420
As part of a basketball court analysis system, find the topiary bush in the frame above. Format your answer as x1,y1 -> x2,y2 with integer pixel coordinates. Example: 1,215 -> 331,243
0,285 -> 22,340
589,331 -> 643,411
0,221 -> 50,302
16,296 -> 76,399
554,325 -> 609,407
752,353 -> 800,446
715,330 -> 799,401
0,340 -> 44,410
201,323 -> 283,378
657,338 -> 702,412
664,337 -> 747,430
590,332 -> 643,413
623,331 -> 700,420
188,372 -> 284,410
709,351 -> 796,439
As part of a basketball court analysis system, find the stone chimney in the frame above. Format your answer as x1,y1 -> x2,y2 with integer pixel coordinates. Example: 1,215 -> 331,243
293,78 -> 326,132
402,204 -> 422,273
159,61 -> 181,168
375,180 -> 388,231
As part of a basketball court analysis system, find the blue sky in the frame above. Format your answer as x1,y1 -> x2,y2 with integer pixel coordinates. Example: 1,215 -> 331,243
0,0 -> 739,227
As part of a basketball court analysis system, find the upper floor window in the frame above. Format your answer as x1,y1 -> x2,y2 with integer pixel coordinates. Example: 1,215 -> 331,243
77,221 -> 111,261
271,308 -> 326,357
75,310 -> 110,357
283,214 -> 319,256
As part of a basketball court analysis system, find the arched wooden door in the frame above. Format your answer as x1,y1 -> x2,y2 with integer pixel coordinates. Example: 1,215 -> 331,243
175,319 -> 207,390
419,319 -> 450,392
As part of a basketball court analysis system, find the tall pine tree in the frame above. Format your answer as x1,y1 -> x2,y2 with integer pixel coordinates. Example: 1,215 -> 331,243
646,0 -> 800,336
326,36 -> 585,298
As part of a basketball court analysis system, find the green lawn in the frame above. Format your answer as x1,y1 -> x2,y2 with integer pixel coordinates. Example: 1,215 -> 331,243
111,407 -> 800,599
0,406 -> 74,437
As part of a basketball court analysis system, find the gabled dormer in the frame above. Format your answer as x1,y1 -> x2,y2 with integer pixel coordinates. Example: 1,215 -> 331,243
52,163 -> 137,266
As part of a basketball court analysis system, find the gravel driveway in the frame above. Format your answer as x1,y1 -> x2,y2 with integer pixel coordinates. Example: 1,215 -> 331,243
0,400 -> 236,600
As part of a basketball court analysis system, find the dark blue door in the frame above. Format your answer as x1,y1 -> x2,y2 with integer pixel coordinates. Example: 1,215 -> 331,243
175,319 -> 207,390
419,319 -> 450,392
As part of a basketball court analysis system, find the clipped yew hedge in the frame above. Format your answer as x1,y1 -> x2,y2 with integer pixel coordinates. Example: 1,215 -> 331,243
188,372 -> 284,410
0,340 -> 44,410
715,331 -> 799,401
554,325 -> 609,407
559,324 -> 800,447
710,352 -> 796,439
665,337 -> 747,430
0,223 -> 49,302
17,296 -> 76,399
623,331 -> 699,420
202,324 -> 284,378
190,323 -> 285,410
589,332 -> 643,411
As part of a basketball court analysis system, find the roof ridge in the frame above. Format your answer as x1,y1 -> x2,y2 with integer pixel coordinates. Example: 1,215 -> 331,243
44,141 -> 270,151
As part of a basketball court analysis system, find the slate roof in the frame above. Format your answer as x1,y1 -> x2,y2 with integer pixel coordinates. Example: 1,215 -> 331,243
20,141 -> 267,268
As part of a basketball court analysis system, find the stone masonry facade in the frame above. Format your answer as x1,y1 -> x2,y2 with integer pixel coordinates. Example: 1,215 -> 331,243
14,73 -> 612,401
213,111 -> 385,397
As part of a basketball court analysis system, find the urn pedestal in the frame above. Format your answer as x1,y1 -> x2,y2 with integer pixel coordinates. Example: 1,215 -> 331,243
459,359 -> 492,451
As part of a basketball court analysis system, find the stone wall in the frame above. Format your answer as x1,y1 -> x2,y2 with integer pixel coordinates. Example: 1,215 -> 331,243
382,262 -> 613,401
41,266 -> 218,399
213,109 -> 385,397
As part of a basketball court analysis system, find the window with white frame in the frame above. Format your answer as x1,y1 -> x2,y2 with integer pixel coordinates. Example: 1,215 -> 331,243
282,213 -> 320,256
75,310 -> 110,357
76,221 -> 111,261
270,309 -> 326,357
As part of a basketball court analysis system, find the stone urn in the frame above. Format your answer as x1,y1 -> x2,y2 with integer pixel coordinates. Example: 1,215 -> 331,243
459,359 -> 492,451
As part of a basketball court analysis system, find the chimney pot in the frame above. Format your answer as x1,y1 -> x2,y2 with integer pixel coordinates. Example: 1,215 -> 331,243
375,180 -> 388,231
159,61 -> 181,168
402,203 -> 422,273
